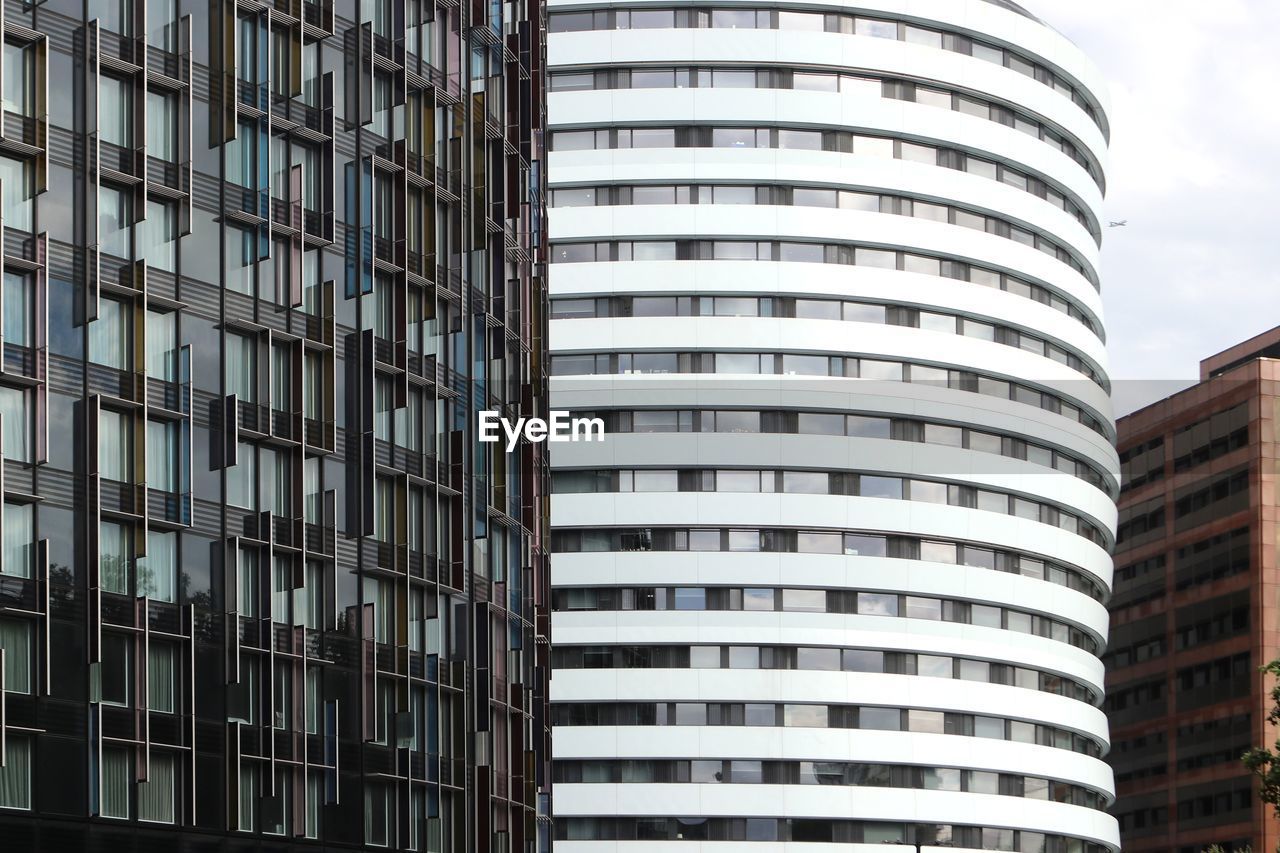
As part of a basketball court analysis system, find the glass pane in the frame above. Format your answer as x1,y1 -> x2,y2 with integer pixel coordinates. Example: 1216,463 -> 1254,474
138,753 -> 175,823
0,735 -> 30,808
100,521 -> 131,594
89,298 -> 132,369
0,617 -> 31,693
2,273 -> 30,347
101,747 -> 131,818
1,502 -> 32,578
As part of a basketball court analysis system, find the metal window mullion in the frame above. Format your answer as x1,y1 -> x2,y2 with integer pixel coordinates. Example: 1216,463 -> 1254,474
226,536 -> 240,682
268,614 -> 276,796
264,328 -> 275,419
179,14 -> 194,235
138,596 -> 151,782
289,163 -> 303,307
88,21 -> 102,322
39,539 -> 50,695
1,648 -> 6,767
186,603 -> 196,824
88,395 -> 103,662
34,232 -> 49,463
180,344 -> 193,525
227,720 -> 241,829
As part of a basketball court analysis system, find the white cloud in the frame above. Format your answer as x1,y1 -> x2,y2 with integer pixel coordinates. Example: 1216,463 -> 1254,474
1020,1 -> 1280,412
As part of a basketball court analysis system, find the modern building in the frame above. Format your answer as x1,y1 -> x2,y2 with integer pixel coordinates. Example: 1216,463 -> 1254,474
0,1 -> 552,851
1106,328 -> 1280,853
545,0 -> 1119,850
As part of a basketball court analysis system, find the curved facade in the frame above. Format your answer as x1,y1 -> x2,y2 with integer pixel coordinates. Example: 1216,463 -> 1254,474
546,1 -> 1119,850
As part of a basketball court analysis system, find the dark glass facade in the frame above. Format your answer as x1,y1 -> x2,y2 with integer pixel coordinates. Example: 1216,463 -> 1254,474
0,0 -> 551,850
1107,331 -> 1280,853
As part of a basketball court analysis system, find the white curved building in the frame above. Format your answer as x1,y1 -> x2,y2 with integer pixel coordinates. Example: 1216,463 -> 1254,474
546,1 -> 1119,850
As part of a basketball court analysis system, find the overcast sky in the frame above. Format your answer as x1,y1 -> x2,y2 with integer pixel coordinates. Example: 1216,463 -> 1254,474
1019,0 -> 1280,414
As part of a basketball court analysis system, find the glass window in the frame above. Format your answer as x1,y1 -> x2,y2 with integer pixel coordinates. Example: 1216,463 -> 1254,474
100,520 -> 131,594
974,716 -> 1004,739
782,589 -> 825,612
552,131 -> 595,151
90,298 -> 132,369
844,534 -> 886,557
910,480 -> 948,504
98,410 -> 132,482
2,272 -> 31,347
920,540 -> 957,564
689,529 -> 720,551
712,411 -> 759,433
793,72 -> 836,92
227,442 -> 257,510
142,200 -> 177,272
0,617 -> 31,694
712,9 -> 755,28
550,73 -> 594,92
0,735 -> 30,809
147,90 -> 177,162
147,419 -> 177,492
711,70 -> 755,88
1,502 -> 32,579
716,470 -> 760,492
858,592 -> 898,616
0,157 -> 32,232
899,142 -> 937,165
632,242 -> 676,261
797,531 -> 841,553
689,647 -> 719,668
100,632 -> 132,706
907,709 -> 945,734
783,471 -> 827,494
99,76 -> 133,148
859,476 -> 901,499
237,548 -> 259,618
958,659 -> 990,681
226,333 -> 257,403
145,309 -> 177,382
629,129 -> 675,149
140,529 -> 178,603
148,642 -> 176,713
794,300 -> 841,320
238,762 -> 258,831
842,649 -> 883,673
552,188 -> 597,209
846,415 -> 890,438
676,703 -> 708,725
138,752 -> 176,823
917,655 -> 952,677
860,706 -> 900,730
856,18 -> 897,38
797,413 -> 843,434
273,556 -> 293,624
101,747 -> 131,819
1,44 -> 33,117
673,588 -> 705,611
781,354 -> 827,375
796,647 -> 840,670
905,596 -> 942,620
632,69 -> 675,88
711,128 -> 757,148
